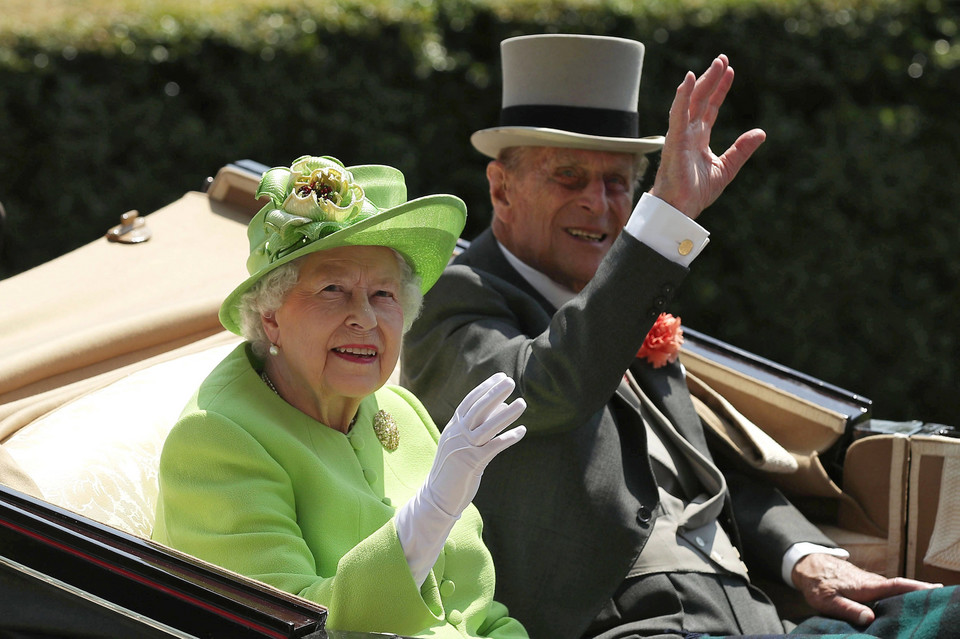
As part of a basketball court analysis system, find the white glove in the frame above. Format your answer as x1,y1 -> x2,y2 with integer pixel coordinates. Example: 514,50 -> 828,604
396,372 -> 526,586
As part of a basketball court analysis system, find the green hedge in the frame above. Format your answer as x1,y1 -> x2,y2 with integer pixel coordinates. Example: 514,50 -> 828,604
1,0 -> 957,426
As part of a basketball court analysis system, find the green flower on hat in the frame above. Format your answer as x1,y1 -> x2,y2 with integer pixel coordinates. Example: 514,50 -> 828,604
255,155 -> 376,262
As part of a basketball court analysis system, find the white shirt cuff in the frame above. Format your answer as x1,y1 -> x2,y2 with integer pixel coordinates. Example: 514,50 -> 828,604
781,542 -> 850,587
624,192 -> 710,267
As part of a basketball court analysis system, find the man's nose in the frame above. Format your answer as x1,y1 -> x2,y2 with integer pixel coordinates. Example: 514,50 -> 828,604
579,176 -> 608,216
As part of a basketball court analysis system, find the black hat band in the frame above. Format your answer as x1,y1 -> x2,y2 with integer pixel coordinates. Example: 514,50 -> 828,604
500,104 -> 639,138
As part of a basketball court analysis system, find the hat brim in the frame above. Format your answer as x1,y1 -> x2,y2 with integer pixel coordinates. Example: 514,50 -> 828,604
471,126 -> 664,159
219,193 -> 466,335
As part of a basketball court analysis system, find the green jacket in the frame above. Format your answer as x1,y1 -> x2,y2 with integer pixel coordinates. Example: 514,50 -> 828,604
153,343 -> 526,638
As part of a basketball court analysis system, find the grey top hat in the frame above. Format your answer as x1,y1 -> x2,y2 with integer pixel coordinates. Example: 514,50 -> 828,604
471,34 -> 665,159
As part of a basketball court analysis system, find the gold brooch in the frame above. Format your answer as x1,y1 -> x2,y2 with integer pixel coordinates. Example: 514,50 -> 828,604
373,410 -> 399,451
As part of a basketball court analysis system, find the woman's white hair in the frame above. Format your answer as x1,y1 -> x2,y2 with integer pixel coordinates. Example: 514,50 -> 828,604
237,248 -> 424,359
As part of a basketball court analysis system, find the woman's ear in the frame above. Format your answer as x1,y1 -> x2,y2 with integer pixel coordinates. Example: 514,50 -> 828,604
261,311 -> 280,347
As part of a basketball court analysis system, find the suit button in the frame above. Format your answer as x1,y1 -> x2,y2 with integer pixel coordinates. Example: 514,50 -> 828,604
662,284 -> 675,295
362,468 -> 378,484
448,610 -> 463,625
636,506 -> 652,524
654,296 -> 666,308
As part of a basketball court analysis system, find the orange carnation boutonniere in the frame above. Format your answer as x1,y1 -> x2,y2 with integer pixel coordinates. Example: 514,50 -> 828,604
637,313 -> 684,368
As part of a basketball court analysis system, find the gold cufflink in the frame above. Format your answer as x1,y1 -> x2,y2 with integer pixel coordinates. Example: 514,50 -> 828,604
678,239 -> 694,256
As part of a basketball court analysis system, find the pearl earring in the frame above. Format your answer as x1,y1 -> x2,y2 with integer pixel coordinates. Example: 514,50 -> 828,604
269,344 -> 279,356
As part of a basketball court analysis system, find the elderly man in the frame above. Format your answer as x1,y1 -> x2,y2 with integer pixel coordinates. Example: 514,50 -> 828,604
403,34 -> 938,638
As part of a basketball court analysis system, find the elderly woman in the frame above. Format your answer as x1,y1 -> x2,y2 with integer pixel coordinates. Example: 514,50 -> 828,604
152,155 -> 528,638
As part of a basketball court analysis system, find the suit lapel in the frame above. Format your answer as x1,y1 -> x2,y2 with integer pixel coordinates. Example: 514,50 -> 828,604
466,228 -> 714,463
458,229 -> 557,314
463,228 -> 742,548
629,359 -> 714,462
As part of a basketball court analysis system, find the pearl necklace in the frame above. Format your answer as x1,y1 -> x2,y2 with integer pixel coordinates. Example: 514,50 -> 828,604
260,370 -> 359,430
260,370 -> 280,395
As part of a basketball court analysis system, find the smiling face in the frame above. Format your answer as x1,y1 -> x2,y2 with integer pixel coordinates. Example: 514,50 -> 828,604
489,146 -> 637,292
262,245 -> 406,426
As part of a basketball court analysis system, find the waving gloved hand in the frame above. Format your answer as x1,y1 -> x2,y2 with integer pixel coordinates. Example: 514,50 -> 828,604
396,372 -> 526,586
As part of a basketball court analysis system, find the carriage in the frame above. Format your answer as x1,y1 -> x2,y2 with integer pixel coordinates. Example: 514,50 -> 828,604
1,160 -> 956,637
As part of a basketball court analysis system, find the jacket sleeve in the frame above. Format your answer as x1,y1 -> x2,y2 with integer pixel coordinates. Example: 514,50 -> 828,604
402,233 -> 689,437
477,600 -> 529,638
384,386 -> 530,638
152,411 -> 437,635
725,471 -> 840,582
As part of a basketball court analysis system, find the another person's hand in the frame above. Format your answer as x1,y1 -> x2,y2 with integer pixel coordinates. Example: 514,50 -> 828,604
650,54 -> 767,219
792,552 -> 942,626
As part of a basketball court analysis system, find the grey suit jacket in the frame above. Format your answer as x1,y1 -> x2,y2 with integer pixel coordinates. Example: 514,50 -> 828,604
402,227 -> 834,638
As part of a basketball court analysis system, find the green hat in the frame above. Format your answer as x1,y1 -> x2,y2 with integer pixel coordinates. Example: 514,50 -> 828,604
219,155 -> 466,335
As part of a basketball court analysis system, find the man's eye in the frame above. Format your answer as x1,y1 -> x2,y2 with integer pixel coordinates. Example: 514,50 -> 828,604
606,177 -> 629,192
554,169 -> 584,187
321,284 -> 342,293
375,290 -> 396,299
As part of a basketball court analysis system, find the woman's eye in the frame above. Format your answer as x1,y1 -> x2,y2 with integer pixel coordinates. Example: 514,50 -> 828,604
321,284 -> 342,293
374,290 -> 396,299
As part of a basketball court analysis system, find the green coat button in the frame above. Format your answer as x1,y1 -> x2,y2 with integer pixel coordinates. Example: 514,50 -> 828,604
440,579 -> 455,597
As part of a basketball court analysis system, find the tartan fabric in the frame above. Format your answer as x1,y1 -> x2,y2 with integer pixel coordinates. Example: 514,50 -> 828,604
694,585 -> 959,639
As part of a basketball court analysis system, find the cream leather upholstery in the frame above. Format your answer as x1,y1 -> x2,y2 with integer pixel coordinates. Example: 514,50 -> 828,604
2,341 -> 240,537
0,335 -> 406,539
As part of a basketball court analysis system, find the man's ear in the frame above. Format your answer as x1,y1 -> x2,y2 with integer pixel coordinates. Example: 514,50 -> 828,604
487,160 -> 513,222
